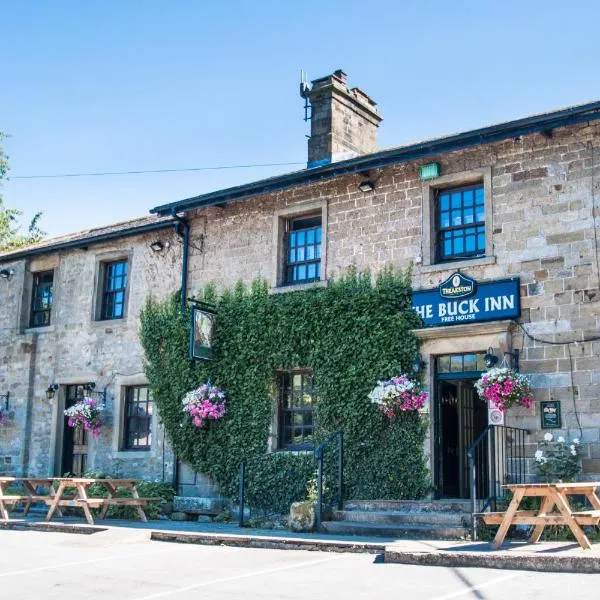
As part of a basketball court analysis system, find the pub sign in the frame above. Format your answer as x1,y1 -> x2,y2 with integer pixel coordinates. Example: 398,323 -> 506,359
412,273 -> 520,327
190,303 -> 217,361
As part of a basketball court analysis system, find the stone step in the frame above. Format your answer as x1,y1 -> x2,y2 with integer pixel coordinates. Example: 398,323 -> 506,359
331,509 -> 471,527
320,520 -> 468,540
173,496 -> 225,515
343,499 -> 472,513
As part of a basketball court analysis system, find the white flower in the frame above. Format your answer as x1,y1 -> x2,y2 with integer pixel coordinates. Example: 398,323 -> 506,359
557,436 -> 565,443
534,450 -> 544,462
571,449 -> 577,456
569,444 -> 576,452
573,438 -> 580,445
544,433 -> 553,442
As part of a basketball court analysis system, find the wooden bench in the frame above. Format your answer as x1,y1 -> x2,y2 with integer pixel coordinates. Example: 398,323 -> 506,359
482,482 -> 600,550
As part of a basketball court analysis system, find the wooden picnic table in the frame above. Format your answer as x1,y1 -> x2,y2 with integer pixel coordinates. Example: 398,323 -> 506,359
0,477 -> 160,525
482,482 -> 600,550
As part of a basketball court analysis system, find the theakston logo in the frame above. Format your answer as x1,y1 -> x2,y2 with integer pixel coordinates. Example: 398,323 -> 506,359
439,272 -> 476,299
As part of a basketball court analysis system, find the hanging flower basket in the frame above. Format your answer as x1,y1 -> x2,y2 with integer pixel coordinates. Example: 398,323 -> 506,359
64,396 -> 105,437
474,367 -> 533,412
182,383 -> 226,428
368,374 -> 428,418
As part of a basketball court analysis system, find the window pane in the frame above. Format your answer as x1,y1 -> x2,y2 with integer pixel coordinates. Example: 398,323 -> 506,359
440,194 -> 449,210
463,190 -> 474,205
452,210 -> 462,226
297,231 -> 305,245
478,233 -> 485,250
475,187 -> 484,204
454,236 -> 464,254
475,206 -> 485,222
464,354 -> 477,371
307,264 -> 316,280
450,355 -> 463,372
438,356 -> 451,372
451,192 -> 462,208
306,229 -> 315,244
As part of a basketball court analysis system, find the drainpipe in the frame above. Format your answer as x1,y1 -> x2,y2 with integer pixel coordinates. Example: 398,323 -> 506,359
171,211 -> 190,314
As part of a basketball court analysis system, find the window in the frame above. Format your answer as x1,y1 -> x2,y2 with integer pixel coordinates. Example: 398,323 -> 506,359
124,386 -> 153,450
285,215 -> 322,285
30,271 -> 54,327
436,185 -> 485,262
277,370 -> 316,450
100,260 -> 128,320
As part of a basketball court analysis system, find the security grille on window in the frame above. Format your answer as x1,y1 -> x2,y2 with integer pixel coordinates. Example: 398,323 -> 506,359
124,386 -> 153,450
285,215 -> 322,284
437,185 -> 485,261
30,270 -> 54,327
100,260 -> 128,320
278,370 -> 315,450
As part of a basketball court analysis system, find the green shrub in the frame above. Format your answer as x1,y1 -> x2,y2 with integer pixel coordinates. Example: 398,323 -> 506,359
140,268 -> 430,513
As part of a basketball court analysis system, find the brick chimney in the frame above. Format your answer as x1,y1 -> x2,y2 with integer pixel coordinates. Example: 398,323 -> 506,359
305,70 -> 382,168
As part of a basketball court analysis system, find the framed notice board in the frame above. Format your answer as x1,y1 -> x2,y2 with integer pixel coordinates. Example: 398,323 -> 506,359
541,400 -> 562,429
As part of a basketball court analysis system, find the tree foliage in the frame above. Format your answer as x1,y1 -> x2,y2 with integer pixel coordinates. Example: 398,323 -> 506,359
0,132 -> 45,251
140,269 -> 430,512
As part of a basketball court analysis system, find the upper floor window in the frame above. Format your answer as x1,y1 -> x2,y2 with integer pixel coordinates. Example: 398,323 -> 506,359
277,369 -> 316,450
285,215 -> 322,285
100,260 -> 128,320
436,185 -> 485,262
30,271 -> 53,327
123,386 -> 153,450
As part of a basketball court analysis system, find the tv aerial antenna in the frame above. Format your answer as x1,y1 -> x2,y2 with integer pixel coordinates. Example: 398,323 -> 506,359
299,70 -> 312,122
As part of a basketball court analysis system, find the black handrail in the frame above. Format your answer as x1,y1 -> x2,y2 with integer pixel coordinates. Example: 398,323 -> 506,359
314,430 -> 344,531
467,424 -> 530,540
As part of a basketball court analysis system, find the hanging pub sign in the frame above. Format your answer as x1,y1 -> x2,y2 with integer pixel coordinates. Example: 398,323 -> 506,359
541,400 -> 562,429
189,301 -> 217,361
412,273 -> 520,327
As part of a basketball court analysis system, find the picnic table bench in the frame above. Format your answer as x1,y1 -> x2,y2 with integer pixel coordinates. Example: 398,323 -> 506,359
481,482 -> 600,550
0,477 -> 161,525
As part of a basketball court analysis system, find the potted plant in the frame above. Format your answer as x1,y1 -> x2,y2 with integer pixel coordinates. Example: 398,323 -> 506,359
534,433 -> 581,482
368,374 -> 428,418
474,367 -> 533,412
64,396 -> 105,437
182,382 -> 226,428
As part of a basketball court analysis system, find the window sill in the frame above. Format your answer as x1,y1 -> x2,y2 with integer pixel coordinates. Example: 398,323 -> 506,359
270,280 -> 328,295
23,325 -> 56,335
112,450 -> 153,458
420,255 -> 496,274
91,317 -> 127,327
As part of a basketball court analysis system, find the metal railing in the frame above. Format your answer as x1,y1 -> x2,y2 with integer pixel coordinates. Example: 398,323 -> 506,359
314,431 -> 344,531
467,424 -> 530,540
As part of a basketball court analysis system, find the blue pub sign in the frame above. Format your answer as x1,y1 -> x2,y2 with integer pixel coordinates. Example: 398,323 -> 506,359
412,272 -> 521,327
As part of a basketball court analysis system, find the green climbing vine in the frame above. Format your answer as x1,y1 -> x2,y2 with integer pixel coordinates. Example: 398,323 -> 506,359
140,268 -> 430,513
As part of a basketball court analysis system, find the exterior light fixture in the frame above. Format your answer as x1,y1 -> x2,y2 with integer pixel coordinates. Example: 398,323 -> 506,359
150,240 -> 164,252
45,384 -> 59,401
358,180 -> 375,193
412,354 -> 424,375
484,347 -> 499,369
0,269 -> 14,279
83,382 -> 96,393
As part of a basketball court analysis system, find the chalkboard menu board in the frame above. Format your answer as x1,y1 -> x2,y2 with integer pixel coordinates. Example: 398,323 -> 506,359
541,400 -> 561,429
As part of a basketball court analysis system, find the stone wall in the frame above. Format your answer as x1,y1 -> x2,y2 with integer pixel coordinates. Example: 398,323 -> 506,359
183,120 -> 600,475
0,226 -> 181,481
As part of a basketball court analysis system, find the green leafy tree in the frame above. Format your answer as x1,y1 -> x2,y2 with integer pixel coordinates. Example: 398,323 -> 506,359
0,132 -> 45,251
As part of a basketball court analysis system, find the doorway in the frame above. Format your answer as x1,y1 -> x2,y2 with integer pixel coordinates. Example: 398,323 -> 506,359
434,353 -> 488,499
61,385 -> 89,476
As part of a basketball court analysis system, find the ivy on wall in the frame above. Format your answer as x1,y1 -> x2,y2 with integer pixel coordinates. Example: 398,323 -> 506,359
140,269 -> 430,512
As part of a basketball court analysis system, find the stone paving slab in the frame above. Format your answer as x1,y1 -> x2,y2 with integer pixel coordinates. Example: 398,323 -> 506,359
384,539 -> 600,573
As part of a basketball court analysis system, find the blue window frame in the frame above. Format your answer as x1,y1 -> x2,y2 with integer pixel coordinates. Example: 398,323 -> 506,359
437,185 -> 485,262
285,215 -> 322,285
100,260 -> 128,320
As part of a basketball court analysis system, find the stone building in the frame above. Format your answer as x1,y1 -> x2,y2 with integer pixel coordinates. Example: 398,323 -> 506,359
0,216 -> 180,481
1,70 -> 599,503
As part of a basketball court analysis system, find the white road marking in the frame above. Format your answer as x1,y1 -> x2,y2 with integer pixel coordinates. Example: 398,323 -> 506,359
131,554 -> 347,600
430,570 -> 524,600
0,546 -> 175,578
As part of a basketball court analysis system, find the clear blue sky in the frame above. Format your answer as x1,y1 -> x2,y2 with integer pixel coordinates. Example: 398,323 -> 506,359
1,0 -> 598,239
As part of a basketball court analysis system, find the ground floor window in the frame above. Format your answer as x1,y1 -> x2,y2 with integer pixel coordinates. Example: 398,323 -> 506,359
277,369 -> 316,450
123,386 -> 153,450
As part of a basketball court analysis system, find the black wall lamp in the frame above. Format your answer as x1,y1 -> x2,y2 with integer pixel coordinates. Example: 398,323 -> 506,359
358,180 -> 375,193
484,347 -> 520,372
150,240 -> 170,252
412,354 -> 424,375
45,384 -> 59,401
0,269 -> 14,280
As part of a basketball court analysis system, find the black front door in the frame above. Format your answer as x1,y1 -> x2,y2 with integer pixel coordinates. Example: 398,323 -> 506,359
434,353 -> 488,498
61,385 -> 89,476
